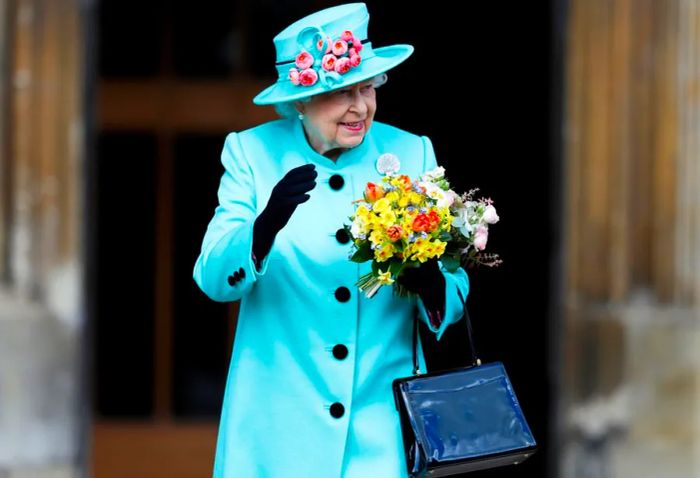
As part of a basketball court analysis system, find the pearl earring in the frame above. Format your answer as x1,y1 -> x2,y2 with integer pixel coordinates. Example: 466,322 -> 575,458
298,113 -> 304,120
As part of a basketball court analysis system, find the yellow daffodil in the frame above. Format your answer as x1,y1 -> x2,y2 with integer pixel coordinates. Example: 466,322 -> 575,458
385,191 -> 400,203
373,198 -> 391,214
434,240 -> 447,256
377,270 -> 395,285
369,229 -> 384,245
408,192 -> 423,205
374,243 -> 395,262
378,210 -> 397,227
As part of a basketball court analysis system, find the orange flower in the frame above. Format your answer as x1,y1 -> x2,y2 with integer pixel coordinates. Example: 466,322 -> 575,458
427,210 -> 441,231
411,213 -> 432,232
386,225 -> 403,242
364,182 -> 385,202
397,175 -> 412,191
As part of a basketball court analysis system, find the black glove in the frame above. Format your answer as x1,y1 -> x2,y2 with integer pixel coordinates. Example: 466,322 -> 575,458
253,164 -> 317,266
397,258 -> 446,327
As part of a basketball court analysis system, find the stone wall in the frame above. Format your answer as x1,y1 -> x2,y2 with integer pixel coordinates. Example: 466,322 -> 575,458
561,0 -> 700,476
0,0 -> 86,476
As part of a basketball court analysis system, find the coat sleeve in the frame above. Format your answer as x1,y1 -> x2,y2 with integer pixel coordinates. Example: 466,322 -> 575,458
193,132 -> 272,302
416,135 -> 471,341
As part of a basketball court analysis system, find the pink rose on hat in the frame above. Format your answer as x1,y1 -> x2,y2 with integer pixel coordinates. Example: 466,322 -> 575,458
299,68 -> 318,86
295,51 -> 314,70
289,68 -> 300,85
332,39 -> 348,56
352,37 -> 363,52
287,27 -> 371,88
334,57 -> 352,74
322,54 -> 337,72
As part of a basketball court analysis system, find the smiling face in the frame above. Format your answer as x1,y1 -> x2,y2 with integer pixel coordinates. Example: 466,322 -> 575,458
295,78 -> 377,158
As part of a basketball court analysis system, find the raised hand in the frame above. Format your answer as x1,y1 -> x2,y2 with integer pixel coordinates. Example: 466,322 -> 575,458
253,164 -> 317,265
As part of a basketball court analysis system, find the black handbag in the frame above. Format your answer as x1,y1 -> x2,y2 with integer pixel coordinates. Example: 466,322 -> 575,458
392,291 -> 537,476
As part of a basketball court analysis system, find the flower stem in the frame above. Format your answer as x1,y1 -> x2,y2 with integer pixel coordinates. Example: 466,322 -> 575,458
356,272 -> 384,298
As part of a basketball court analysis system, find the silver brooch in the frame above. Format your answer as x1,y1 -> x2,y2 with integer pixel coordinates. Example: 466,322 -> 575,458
376,153 -> 401,175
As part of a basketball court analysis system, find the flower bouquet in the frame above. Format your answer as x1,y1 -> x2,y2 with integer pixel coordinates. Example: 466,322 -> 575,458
347,166 -> 501,299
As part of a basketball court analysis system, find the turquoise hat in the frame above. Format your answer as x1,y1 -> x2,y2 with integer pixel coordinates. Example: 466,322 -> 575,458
253,3 -> 414,105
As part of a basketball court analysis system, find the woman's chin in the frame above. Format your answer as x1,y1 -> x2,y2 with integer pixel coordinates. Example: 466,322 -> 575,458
338,133 -> 365,148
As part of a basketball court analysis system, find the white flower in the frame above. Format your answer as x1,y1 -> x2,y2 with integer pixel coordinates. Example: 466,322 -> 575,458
439,189 -> 457,208
446,190 -> 460,205
449,190 -> 465,209
483,205 -> 500,224
421,166 -> 445,180
376,153 -> 401,175
418,181 -> 440,198
418,181 -> 454,208
350,217 -> 365,237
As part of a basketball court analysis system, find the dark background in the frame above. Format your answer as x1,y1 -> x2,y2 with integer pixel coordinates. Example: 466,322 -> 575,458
93,1 -> 561,477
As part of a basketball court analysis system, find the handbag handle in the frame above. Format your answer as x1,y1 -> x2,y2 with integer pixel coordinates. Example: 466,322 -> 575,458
412,288 -> 480,375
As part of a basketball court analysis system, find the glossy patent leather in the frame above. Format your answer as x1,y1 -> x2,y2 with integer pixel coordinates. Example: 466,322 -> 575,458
393,362 -> 537,476
392,290 -> 537,476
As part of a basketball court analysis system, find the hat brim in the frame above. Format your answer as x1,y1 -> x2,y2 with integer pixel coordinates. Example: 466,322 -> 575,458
252,44 -> 414,105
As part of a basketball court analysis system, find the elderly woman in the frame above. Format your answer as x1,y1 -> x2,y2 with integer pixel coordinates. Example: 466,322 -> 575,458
193,3 -> 469,477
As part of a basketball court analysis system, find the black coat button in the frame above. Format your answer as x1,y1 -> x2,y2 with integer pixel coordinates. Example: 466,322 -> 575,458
335,287 -> 350,302
233,270 -> 241,281
239,267 -> 245,278
227,275 -> 236,286
335,228 -> 350,244
330,402 -> 345,418
329,174 -> 344,190
332,344 -> 348,360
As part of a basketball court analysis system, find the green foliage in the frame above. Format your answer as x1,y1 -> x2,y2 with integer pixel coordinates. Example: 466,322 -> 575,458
350,242 -> 373,262
440,254 -> 461,273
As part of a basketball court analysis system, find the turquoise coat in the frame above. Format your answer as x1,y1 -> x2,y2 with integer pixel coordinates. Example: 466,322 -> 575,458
193,117 -> 470,478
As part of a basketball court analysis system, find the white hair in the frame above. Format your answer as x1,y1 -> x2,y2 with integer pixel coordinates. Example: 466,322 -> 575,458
273,73 -> 389,119
274,96 -> 311,120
